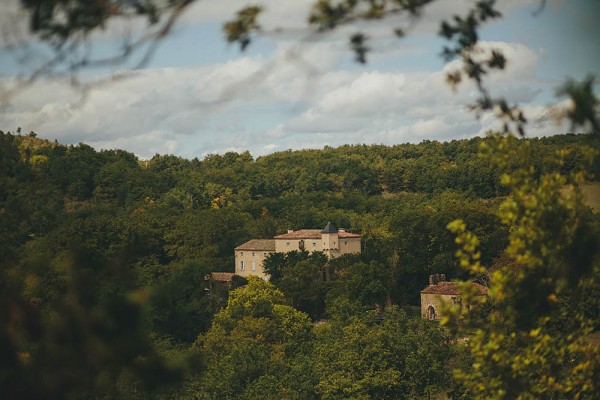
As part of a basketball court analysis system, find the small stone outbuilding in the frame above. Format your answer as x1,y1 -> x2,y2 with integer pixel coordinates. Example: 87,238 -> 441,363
420,274 -> 487,320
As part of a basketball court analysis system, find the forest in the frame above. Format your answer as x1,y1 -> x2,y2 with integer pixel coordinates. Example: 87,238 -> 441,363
1,130 -> 599,399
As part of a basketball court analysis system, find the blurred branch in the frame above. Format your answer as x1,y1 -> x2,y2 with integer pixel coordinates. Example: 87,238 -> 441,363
1,0 -> 197,103
225,0 -> 598,137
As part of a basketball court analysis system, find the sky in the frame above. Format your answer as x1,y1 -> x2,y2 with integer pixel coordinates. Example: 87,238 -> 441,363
0,0 -> 598,159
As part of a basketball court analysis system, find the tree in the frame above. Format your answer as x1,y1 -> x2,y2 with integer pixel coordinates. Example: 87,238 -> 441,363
326,259 -> 393,311
196,277 -> 315,400
445,137 -> 600,399
0,131 -> 31,264
0,246 -> 183,399
264,250 -> 329,319
150,260 -> 214,343
314,307 -> 452,400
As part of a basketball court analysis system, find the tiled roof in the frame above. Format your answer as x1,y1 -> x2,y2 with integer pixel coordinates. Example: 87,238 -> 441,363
209,272 -> 235,282
235,239 -> 276,251
337,231 -> 361,238
274,229 -> 322,239
273,229 -> 361,239
421,281 -> 487,295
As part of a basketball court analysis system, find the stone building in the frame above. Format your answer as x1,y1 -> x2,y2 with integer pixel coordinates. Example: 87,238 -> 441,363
207,272 -> 236,285
234,222 -> 361,279
420,274 -> 487,320
233,239 -> 276,280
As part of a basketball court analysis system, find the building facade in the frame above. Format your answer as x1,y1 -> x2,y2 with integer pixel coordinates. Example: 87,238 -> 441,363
420,274 -> 487,320
234,222 -> 361,279
234,239 -> 276,280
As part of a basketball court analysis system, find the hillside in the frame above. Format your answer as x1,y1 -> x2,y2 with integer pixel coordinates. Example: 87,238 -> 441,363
1,130 -> 599,399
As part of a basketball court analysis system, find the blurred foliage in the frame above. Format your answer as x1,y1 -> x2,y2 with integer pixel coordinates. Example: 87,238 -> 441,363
0,246 -> 183,399
22,0 -> 161,40
445,136 -> 600,399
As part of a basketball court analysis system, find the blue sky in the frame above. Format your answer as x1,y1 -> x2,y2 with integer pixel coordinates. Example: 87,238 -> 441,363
0,0 -> 598,159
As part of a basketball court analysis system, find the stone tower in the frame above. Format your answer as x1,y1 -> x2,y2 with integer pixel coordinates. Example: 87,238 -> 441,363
321,221 -> 339,259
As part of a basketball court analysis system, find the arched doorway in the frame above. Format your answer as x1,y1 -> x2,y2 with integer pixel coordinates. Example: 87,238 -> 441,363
427,306 -> 436,320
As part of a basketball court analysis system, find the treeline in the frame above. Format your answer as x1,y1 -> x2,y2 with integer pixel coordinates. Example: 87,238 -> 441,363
1,131 -> 599,399
2,132 -> 597,295
5,132 -> 600,208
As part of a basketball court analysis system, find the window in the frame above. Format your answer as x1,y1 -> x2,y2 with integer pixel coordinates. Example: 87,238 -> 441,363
240,252 -> 244,257
427,306 -> 436,320
344,241 -> 347,245
286,242 -> 290,247
252,252 -> 255,257
252,261 -> 256,271
312,242 -> 316,249
239,260 -> 245,271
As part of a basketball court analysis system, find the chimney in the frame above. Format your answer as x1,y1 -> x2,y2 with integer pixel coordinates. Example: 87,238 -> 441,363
287,229 -> 294,233
339,228 -> 346,232
429,274 -> 445,285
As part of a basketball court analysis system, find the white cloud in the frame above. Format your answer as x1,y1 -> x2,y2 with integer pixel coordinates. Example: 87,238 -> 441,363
88,130 -> 183,157
260,40 -> 551,146
443,41 -> 540,84
0,34 -> 567,159
263,143 -> 279,151
316,71 -> 406,114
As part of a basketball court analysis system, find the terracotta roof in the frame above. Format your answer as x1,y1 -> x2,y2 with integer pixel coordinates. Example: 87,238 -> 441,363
235,239 -> 276,251
208,272 -> 235,282
421,281 -> 487,295
338,231 -> 361,238
274,229 -> 361,239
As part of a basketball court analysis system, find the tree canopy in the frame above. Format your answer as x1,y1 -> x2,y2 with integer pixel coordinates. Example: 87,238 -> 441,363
2,129 -> 598,398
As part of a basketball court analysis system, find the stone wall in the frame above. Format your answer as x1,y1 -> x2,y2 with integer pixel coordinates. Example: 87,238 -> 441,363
234,249 -> 272,280
420,293 -> 456,320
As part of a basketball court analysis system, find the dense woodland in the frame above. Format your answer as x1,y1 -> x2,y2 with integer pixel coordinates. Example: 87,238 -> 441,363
1,130 -> 599,399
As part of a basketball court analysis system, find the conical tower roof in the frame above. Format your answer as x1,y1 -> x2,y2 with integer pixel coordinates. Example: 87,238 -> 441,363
321,222 -> 338,233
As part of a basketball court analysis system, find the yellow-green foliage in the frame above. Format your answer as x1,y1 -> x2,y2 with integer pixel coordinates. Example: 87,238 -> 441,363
196,278 -> 313,400
581,182 -> 600,212
446,136 -> 599,399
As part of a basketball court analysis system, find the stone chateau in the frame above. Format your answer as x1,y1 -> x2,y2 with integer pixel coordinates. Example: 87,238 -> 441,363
234,222 -> 361,279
